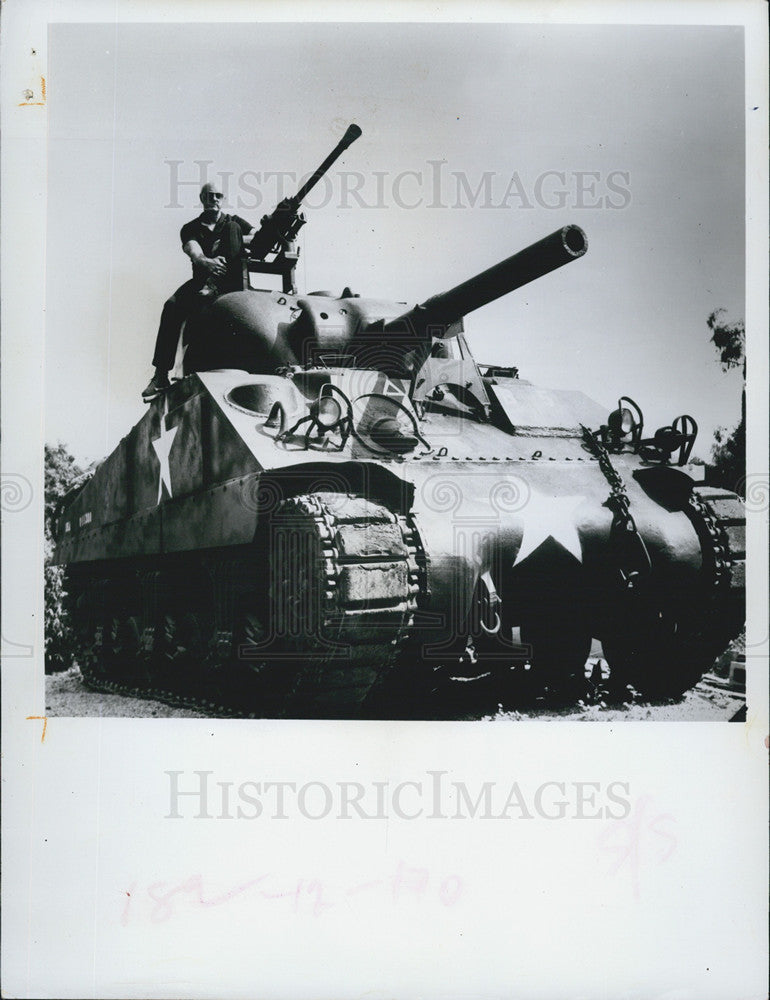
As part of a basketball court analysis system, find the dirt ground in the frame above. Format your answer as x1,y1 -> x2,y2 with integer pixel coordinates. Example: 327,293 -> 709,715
45,667 -> 208,718
45,664 -> 745,722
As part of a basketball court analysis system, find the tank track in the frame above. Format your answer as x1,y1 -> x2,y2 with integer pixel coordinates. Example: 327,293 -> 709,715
602,483 -> 745,699
70,485 -> 745,712
686,485 -> 745,648
75,492 -> 426,718
263,493 -> 426,715
657,485 -> 746,694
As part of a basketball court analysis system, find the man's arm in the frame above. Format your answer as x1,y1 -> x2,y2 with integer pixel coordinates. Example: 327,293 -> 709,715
182,240 -> 226,276
229,216 -> 256,247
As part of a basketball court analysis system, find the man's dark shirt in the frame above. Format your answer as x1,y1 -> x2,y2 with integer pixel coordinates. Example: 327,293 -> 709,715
180,212 -> 252,291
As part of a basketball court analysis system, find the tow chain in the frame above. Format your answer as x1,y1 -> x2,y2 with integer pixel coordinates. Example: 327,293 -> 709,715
581,425 -> 652,588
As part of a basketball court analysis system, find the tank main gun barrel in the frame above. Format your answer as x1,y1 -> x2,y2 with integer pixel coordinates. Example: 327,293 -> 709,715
387,224 -> 588,337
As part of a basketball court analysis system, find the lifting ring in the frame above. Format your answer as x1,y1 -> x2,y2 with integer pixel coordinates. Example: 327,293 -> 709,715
477,569 -> 502,636
479,610 -> 502,636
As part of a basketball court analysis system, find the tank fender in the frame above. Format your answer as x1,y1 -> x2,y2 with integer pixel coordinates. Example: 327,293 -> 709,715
251,461 -> 415,525
632,466 -> 695,512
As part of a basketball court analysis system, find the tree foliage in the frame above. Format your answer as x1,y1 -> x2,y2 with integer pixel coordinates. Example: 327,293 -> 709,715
707,308 -> 745,373
44,443 -> 85,672
707,310 -> 745,497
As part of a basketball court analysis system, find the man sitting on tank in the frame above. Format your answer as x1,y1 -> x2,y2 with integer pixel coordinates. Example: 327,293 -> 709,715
142,182 -> 256,401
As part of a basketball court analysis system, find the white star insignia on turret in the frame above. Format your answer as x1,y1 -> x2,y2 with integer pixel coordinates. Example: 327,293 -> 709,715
151,395 -> 178,504
513,492 -> 586,566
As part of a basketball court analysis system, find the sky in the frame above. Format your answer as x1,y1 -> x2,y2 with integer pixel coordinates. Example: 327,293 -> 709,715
45,21 -> 746,465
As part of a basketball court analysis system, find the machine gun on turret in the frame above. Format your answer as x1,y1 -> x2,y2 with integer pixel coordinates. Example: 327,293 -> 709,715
246,124 -> 362,292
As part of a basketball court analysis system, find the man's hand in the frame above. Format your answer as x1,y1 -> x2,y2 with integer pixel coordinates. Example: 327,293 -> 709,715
203,255 -> 227,277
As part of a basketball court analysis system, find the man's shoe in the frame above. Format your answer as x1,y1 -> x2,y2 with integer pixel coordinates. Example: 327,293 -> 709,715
141,375 -> 170,402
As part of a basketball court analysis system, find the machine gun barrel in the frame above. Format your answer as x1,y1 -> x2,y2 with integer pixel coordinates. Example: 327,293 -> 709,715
249,124 -> 362,262
388,224 -> 587,336
292,124 -> 362,206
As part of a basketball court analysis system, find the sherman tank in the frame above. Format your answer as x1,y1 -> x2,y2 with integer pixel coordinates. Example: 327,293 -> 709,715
54,125 -> 745,717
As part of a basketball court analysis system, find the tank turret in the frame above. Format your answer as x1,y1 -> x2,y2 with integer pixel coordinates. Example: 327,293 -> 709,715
185,225 -> 587,377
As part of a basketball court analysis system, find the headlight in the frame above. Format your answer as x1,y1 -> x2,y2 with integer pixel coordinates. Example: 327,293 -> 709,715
311,395 -> 342,429
608,406 -> 634,436
604,396 -> 643,451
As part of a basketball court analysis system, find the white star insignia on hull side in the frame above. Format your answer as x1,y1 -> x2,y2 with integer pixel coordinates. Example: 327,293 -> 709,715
512,492 -> 586,566
151,396 -> 178,504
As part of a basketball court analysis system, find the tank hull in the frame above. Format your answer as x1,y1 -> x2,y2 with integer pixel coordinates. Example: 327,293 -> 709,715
55,366 -> 744,716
